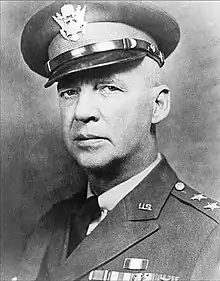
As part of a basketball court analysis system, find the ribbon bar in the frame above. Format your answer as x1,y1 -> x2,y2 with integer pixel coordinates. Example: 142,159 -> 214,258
89,270 -> 180,281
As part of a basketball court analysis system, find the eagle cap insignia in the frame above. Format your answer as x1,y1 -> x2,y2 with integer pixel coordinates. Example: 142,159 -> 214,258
52,4 -> 87,41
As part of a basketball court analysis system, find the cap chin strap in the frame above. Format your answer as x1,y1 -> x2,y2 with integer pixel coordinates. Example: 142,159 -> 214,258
45,38 -> 164,75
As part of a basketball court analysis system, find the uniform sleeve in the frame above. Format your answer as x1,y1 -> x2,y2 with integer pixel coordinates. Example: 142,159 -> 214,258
190,224 -> 220,280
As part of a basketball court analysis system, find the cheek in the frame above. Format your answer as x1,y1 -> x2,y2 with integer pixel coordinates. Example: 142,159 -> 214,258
59,102 -> 75,131
106,95 -> 152,140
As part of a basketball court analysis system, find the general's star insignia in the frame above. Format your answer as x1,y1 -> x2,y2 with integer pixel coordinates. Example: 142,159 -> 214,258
204,202 -> 220,211
190,193 -> 207,201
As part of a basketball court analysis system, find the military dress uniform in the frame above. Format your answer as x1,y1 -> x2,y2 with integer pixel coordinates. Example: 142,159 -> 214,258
14,155 -> 220,281
15,1 -> 220,281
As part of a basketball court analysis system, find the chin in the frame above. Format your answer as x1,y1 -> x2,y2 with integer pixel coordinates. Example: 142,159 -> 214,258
77,157 -> 109,170
73,152 -> 115,171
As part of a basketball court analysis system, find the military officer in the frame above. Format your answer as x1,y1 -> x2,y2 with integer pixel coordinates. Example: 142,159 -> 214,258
14,1 -> 220,281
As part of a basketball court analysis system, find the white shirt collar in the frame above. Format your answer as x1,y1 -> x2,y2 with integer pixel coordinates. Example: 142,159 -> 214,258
87,153 -> 162,211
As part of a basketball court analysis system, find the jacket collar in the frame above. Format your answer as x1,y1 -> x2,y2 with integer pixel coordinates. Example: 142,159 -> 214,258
50,155 -> 178,281
65,154 -> 177,220
124,155 -> 177,220
87,153 -> 162,211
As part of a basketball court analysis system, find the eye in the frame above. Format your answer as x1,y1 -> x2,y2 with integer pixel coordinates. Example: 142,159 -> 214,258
98,84 -> 122,94
59,89 -> 79,99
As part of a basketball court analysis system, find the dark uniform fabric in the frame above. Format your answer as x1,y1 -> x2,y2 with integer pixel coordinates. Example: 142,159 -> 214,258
190,224 -> 220,280
16,156 -> 220,281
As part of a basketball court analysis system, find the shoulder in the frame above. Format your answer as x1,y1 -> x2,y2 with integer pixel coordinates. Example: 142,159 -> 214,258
171,180 -> 220,224
14,195 -> 82,281
190,223 -> 220,280
22,195 -> 81,257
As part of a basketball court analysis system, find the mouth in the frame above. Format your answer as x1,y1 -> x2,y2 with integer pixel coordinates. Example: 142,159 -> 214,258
74,134 -> 107,141
73,134 -> 109,148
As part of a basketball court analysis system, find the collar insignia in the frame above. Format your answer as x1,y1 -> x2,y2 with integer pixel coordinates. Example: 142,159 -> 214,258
52,4 -> 87,41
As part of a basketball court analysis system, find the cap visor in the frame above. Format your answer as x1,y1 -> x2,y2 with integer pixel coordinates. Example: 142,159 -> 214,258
44,50 -> 146,87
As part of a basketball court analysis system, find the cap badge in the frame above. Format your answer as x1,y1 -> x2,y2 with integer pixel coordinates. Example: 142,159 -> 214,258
52,4 -> 87,42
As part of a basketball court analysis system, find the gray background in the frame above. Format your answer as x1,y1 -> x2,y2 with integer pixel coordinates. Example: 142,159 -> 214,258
1,1 -> 220,279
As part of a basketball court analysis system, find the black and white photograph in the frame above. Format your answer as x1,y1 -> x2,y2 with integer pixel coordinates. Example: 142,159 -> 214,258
1,1 -> 220,280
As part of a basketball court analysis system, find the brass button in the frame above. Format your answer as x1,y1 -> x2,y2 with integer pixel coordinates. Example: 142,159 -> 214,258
175,182 -> 185,191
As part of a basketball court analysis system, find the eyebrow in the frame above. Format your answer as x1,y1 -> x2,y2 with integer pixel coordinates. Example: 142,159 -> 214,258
57,74 -> 125,91
97,76 -> 125,87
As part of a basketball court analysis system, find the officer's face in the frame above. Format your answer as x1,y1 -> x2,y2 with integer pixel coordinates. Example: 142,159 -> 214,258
57,59 -> 159,170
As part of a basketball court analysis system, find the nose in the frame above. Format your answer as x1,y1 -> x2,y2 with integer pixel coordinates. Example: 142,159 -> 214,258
74,85 -> 100,123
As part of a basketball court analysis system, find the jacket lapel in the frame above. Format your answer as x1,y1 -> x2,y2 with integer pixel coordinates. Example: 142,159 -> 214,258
125,156 -> 178,221
51,156 -> 178,281
51,199 -> 159,281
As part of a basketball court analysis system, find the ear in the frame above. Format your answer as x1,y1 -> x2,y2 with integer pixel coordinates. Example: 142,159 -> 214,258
151,85 -> 170,124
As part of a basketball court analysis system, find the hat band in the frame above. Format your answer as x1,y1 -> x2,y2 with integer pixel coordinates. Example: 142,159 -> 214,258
45,38 -> 164,75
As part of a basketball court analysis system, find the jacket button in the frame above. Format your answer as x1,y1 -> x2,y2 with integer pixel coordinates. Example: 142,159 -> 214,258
175,182 -> 185,191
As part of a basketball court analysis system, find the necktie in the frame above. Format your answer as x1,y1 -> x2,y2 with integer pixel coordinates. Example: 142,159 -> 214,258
67,196 -> 101,257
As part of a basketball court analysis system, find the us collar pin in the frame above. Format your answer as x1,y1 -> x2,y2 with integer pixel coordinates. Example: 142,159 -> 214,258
138,203 -> 152,211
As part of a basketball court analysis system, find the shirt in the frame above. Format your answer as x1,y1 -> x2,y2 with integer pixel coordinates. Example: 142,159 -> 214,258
86,153 -> 162,235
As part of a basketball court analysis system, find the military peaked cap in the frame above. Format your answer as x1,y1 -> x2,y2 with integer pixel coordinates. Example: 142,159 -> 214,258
21,1 -> 180,88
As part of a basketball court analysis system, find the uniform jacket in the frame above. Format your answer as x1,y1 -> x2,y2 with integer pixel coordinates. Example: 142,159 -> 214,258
15,156 -> 220,281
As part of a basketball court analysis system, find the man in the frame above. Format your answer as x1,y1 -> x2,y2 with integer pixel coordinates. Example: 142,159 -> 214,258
13,1 -> 220,281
